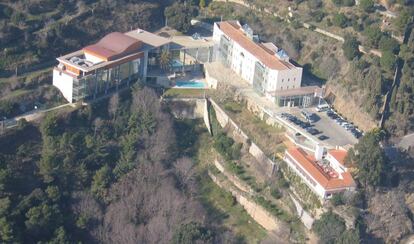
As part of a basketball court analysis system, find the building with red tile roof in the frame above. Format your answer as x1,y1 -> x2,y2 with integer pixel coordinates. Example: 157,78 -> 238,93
213,21 -> 321,108
284,147 -> 356,199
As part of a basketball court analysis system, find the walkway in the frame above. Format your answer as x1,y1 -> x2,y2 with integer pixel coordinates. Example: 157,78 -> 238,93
2,103 -> 75,130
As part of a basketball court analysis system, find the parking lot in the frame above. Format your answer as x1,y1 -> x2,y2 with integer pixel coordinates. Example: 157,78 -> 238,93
276,107 -> 359,147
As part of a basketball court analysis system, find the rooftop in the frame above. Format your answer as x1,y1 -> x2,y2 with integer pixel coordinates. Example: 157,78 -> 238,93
328,149 -> 348,166
56,28 -> 171,73
83,32 -> 143,61
216,21 -> 297,71
286,147 -> 356,190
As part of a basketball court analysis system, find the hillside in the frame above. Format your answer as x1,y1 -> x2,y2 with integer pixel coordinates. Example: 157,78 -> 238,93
0,86 -> 258,243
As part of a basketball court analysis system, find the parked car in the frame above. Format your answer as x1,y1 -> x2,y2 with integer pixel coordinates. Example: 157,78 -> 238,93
306,128 -> 321,135
318,135 -> 329,140
316,103 -> 330,112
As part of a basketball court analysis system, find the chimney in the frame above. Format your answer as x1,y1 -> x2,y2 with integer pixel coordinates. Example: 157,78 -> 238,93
314,144 -> 324,161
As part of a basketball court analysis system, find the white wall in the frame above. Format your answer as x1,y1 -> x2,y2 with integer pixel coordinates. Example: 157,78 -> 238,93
84,52 -> 105,64
213,22 -> 303,94
284,153 -> 326,199
326,153 -> 346,174
53,69 -> 74,103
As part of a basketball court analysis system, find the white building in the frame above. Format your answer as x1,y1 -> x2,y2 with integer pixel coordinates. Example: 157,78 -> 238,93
284,147 -> 356,199
213,21 -> 315,102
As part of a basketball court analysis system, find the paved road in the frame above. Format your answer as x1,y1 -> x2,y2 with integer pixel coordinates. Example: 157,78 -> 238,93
2,103 -> 74,129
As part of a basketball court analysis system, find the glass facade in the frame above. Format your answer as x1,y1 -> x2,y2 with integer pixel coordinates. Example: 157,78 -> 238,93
274,94 -> 315,107
253,61 -> 266,95
218,35 -> 232,67
72,57 -> 143,101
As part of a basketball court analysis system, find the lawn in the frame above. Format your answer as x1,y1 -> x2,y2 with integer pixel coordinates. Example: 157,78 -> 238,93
163,88 -> 207,98
198,173 -> 267,243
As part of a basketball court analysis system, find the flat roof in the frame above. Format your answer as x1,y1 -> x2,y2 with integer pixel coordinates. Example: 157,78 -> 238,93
271,86 -> 322,97
125,29 -> 171,48
286,147 -> 356,190
169,35 -> 214,49
216,21 -> 296,71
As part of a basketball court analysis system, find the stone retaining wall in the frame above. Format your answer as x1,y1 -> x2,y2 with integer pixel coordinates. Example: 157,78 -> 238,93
209,99 -> 277,176
208,171 -> 282,232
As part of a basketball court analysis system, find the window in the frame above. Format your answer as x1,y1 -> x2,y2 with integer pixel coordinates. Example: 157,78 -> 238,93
282,79 -> 284,82
287,86 -> 289,89
294,78 -> 296,81
288,78 -> 290,82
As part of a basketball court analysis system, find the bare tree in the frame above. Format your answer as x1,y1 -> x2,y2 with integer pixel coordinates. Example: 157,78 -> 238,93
93,117 -> 104,138
108,94 -> 119,122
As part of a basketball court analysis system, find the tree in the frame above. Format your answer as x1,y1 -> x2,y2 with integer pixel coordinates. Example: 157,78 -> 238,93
91,165 -> 112,199
379,35 -> 400,54
333,13 -> 348,28
313,211 -> 346,244
364,26 -> 383,48
0,217 -> 13,242
108,94 -> 119,122
394,9 -> 413,32
307,0 -> 323,9
172,222 -> 213,244
158,49 -> 172,71
337,229 -> 361,244
347,130 -> 387,187
360,0 -> 375,12
25,203 -> 60,235
342,35 -> 360,60
199,0 -> 206,8
380,50 -> 397,72
165,2 -> 198,33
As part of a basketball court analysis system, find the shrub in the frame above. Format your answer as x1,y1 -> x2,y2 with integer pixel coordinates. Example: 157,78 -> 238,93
172,222 -> 213,244
271,188 -> 282,199
379,35 -> 400,54
360,0 -> 375,12
313,211 -> 346,244
342,35 -> 360,60
330,193 -> 344,206
380,50 -> 397,72
332,13 -> 348,28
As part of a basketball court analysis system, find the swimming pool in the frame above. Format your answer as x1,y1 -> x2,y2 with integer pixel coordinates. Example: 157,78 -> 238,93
175,81 -> 207,88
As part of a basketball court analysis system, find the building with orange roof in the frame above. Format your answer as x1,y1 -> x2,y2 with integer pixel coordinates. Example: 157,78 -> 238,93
213,21 -> 321,107
284,147 -> 356,199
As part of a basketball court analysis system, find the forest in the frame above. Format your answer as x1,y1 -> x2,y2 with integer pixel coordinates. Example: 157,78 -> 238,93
0,85 -> 242,243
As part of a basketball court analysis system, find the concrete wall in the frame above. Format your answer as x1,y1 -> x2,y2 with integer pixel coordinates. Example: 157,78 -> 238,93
53,69 -> 74,103
209,99 -> 276,176
290,194 -> 314,229
208,171 -> 282,231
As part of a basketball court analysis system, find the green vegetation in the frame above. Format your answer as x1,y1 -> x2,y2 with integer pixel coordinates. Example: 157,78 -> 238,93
342,35 -> 360,60
347,130 -> 388,187
313,211 -> 360,244
213,132 -> 242,161
163,88 -> 206,98
359,0 -> 375,12
172,222 -> 213,244
332,13 -> 349,28
165,2 -> 198,33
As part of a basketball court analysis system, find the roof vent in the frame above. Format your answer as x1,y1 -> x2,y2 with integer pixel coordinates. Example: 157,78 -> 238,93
242,24 -> 254,40
276,49 -> 289,61
137,28 -> 144,33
